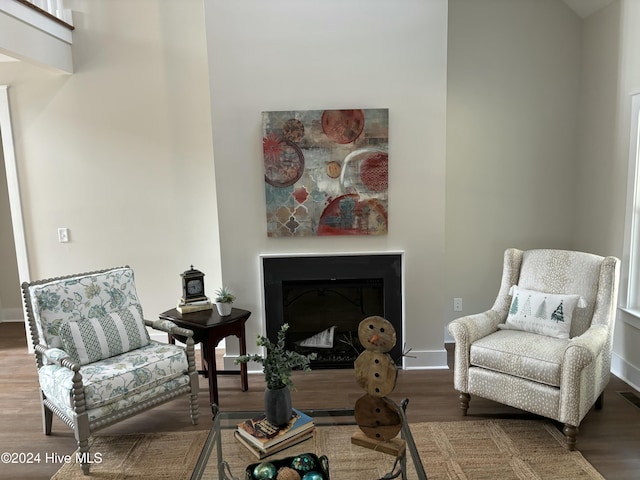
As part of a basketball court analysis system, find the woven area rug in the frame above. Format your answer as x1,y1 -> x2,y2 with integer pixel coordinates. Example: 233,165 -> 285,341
51,420 -> 604,480
50,430 -> 208,480
212,419 -> 604,480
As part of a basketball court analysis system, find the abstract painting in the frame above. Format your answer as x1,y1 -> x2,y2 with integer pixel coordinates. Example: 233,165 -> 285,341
262,108 -> 389,237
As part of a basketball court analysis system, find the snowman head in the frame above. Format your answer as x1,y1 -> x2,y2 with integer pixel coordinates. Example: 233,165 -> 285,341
358,316 -> 396,353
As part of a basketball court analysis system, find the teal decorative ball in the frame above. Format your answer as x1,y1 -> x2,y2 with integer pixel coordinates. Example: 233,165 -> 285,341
290,454 -> 315,472
301,472 -> 324,480
253,462 -> 277,479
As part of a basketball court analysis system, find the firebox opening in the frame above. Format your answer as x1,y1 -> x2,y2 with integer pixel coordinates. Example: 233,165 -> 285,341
262,253 -> 403,370
283,278 -> 385,368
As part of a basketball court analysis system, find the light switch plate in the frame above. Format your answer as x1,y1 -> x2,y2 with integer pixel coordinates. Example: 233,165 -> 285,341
58,228 -> 69,243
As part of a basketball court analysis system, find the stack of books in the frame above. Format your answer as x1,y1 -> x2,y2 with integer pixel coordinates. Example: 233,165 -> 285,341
176,297 -> 213,314
234,408 -> 315,459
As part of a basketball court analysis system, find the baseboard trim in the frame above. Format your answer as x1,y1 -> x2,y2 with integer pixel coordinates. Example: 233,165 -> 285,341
611,351 -> 640,392
222,354 -> 242,371
1,307 -> 24,322
402,348 -> 449,370
150,338 -> 451,370
223,349 -> 449,371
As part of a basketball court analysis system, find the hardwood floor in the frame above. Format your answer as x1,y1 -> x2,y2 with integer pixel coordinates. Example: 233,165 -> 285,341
2,322 -> 640,479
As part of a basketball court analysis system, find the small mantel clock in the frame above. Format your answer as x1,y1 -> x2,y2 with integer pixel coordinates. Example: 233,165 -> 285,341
181,265 -> 207,303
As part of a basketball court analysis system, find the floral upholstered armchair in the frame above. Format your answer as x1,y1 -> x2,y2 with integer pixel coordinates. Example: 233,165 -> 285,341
448,248 -> 620,450
21,266 -> 199,474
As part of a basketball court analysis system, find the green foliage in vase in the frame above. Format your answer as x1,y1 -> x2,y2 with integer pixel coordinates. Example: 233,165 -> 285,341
214,286 -> 235,304
235,323 -> 317,390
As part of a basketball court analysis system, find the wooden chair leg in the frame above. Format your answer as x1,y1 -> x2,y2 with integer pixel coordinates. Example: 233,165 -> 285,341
595,392 -> 604,410
189,393 -> 200,425
459,392 -> 470,416
42,401 -> 53,435
563,424 -> 578,451
75,410 -> 91,474
77,438 -> 90,475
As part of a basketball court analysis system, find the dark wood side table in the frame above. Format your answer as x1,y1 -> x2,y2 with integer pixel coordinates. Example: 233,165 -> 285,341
159,307 -> 251,405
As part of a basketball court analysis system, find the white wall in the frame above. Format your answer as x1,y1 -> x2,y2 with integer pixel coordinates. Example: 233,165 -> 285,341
0,136 -> 21,317
204,0 -> 449,368
590,0 -> 640,389
575,1 -> 623,257
3,0 -> 637,377
445,0 -> 582,327
0,0 -> 223,324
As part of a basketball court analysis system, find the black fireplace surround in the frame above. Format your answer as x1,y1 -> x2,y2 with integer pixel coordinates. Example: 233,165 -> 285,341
262,254 -> 403,369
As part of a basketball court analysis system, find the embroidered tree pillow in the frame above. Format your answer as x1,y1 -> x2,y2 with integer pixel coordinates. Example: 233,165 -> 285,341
498,286 -> 583,339
59,304 -> 151,365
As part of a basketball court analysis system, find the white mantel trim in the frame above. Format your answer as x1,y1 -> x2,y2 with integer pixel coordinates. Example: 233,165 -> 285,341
258,250 -> 409,368
259,250 -> 406,259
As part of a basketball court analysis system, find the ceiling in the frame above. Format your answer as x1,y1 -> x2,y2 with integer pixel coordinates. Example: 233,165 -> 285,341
563,0 -> 614,18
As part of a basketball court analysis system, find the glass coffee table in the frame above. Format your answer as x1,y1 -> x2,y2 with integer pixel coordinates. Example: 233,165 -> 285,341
191,399 -> 427,480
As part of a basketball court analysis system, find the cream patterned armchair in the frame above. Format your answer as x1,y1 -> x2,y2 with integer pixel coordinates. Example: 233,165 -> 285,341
21,266 -> 199,474
448,248 -> 620,450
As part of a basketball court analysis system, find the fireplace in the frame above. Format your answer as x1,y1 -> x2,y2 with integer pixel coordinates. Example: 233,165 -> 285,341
262,253 -> 403,368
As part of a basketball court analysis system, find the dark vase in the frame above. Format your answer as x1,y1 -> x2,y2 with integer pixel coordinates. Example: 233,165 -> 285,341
264,385 -> 292,426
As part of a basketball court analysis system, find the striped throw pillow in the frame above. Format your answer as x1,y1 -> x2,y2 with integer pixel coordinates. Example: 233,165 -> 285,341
59,305 -> 150,365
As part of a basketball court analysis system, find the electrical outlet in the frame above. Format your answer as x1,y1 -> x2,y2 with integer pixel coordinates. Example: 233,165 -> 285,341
453,297 -> 463,312
58,228 -> 69,243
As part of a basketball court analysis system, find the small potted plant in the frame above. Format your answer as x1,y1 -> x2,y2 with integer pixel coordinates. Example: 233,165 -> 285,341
214,286 -> 235,316
235,323 -> 317,425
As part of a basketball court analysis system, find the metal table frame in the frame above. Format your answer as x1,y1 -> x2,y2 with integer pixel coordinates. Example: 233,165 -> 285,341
191,399 -> 427,480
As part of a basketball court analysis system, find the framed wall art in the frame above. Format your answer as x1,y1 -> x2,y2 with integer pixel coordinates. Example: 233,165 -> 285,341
262,108 -> 389,237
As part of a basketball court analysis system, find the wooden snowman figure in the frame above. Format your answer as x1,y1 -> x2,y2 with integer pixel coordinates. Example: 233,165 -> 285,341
351,316 -> 405,455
